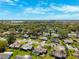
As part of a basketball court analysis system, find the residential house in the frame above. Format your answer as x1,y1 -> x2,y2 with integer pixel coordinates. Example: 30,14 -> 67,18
51,38 -> 59,43
51,33 -> 59,38
23,34 -> 29,38
21,44 -> 33,51
68,32 -> 77,38
33,46 -> 47,56
66,44 -> 78,51
50,46 -> 66,59
0,52 -> 13,59
9,40 -> 21,48
39,37 -> 48,41
50,50 -> 66,59
43,33 -> 50,36
64,39 -> 73,44
30,36 -> 38,39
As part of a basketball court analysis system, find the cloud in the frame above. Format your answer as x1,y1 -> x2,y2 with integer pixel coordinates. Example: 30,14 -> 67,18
44,13 -> 79,20
0,0 -> 19,2
22,5 -> 79,20
23,7 -> 50,14
0,0 -> 12,3
50,5 -> 79,13
0,0 -> 18,6
23,4 -> 79,15
1,2 -> 79,20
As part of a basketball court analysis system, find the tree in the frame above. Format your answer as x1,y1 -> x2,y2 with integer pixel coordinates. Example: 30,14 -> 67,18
0,40 -> 8,52
7,34 -> 16,45
57,28 -> 69,39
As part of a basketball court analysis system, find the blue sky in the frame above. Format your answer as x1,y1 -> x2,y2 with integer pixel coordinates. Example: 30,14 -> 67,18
0,0 -> 79,20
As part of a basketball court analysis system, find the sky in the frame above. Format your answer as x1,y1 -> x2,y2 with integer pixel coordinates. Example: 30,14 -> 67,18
0,0 -> 79,20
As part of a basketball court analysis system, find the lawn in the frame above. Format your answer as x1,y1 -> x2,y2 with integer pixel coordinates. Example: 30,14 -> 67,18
9,49 -> 55,59
66,55 -> 78,59
10,49 -> 32,59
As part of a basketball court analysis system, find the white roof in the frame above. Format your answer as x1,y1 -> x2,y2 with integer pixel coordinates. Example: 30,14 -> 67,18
15,55 -> 32,59
51,33 -> 59,37
24,55 -> 32,59
4,52 -> 13,54
21,44 -> 32,50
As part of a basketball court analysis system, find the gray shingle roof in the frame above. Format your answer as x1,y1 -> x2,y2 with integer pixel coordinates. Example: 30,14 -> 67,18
21,44 -> 33,50
33,46 -> 47,55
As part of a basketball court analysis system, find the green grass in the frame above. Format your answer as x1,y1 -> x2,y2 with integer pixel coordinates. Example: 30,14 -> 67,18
66,55 -> 78,59
67,49 -> 75,56
10,49 -> 32,59
72,41 -> 79,48
32,44 -> 38,48
46,40 -> 52,44
10,48 -> 55,59
32,53 -> 55,59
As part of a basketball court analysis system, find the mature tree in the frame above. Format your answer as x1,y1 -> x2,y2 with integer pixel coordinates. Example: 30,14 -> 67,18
7,34 -> 16,45
58,28 -> 69,39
